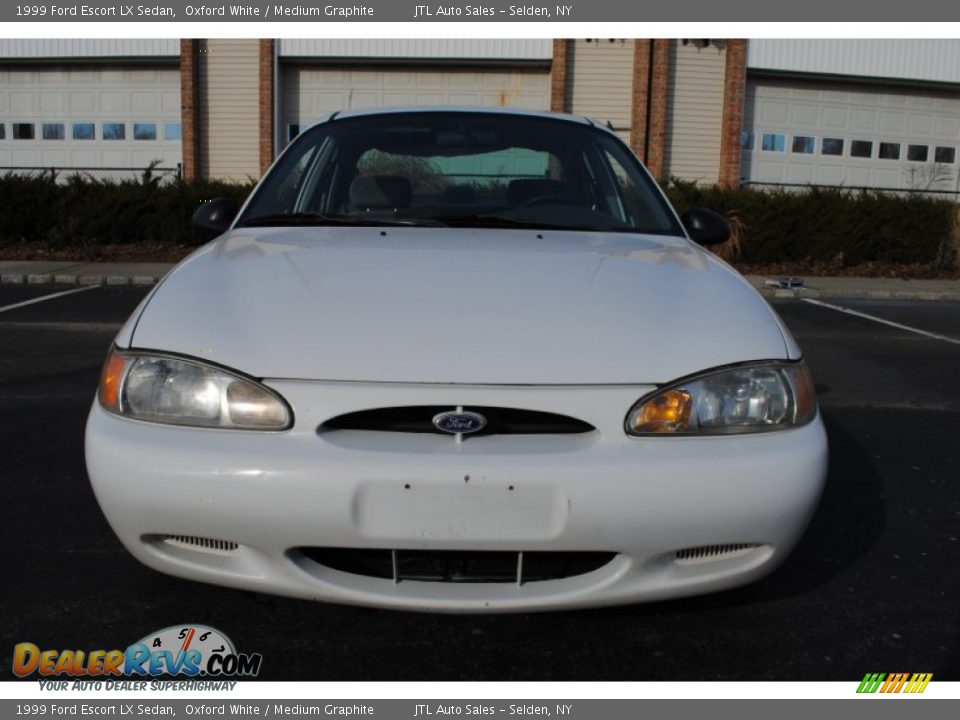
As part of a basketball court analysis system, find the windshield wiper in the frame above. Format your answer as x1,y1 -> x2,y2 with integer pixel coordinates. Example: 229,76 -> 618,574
239,212 -> 447,228
440,214 -> 591,231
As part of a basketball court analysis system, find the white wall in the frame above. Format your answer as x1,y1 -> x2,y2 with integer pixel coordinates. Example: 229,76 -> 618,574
279,39 -> 552,61
566,39 -> 635,143
748,39 -> 960,86
0,39 -> 179,58
664,40 -> 726,183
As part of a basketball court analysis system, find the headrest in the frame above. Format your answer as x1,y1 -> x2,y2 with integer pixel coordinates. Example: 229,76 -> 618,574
349,175 -> 413,211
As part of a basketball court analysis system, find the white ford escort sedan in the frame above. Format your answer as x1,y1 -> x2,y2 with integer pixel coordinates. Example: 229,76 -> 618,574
86,108 -> 827,612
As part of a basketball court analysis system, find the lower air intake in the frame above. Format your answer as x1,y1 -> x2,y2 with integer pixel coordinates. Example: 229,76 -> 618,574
300,548 -> 616,584
674,543 -> 759,563
162,535 -> 239,555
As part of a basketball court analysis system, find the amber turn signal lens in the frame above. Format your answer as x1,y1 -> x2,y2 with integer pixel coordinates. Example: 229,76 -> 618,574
628,389 -> 692,433
98,352 -> 129,411
788,362 -> 817,424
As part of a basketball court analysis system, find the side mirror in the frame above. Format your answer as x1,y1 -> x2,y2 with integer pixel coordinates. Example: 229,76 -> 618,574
192,197 -> 239,234
680,208 -> 730,247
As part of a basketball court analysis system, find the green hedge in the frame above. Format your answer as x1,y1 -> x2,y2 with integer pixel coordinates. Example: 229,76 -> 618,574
665,179 -> 957,270
0,171 -> 956,270
0,170 -> 254,248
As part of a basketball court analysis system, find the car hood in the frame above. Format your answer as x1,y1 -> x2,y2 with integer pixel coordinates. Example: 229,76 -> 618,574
129,227 -> 789,384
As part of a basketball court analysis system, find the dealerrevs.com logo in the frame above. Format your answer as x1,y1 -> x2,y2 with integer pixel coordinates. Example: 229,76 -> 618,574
13,625 -> 262,680
857,673 -> 933,694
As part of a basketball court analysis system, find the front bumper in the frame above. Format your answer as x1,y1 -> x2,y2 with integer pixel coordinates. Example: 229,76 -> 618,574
85,380 -> 828,612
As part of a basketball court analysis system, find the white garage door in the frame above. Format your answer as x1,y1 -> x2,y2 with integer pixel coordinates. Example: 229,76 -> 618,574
0,65 -> 182,178
282,65 -> 550,143
742,78 -> 960,192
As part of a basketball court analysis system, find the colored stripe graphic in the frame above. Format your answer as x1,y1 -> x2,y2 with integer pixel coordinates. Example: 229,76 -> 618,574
881,673 -> 908,693
857,673 -> 885,693
857,672 -> 932,694
906,673 -> 933,694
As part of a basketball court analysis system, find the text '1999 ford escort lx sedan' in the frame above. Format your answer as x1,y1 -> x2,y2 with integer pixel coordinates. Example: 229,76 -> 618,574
86,108 -> 827,612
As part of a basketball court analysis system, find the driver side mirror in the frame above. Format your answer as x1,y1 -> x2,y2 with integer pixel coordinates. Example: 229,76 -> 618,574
680,208 -> 730,247
192,197 -> 239,235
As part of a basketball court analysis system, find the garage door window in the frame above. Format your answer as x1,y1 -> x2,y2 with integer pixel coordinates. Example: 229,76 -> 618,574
42,123 -> 65,140
13,123 -> 34,140
102,123 -> 125,141
935,146 -> 955,164
850,140 -> 873,158
821,138 -> 844,156
791,136 -> 815,154
0,124 -> 5,140
878,142 -> 900,160
907,145 -> 929,162
73,123 -> 95,140
761,133 -> 785,152
164,123 -> 182,141
134,123 -> 157,141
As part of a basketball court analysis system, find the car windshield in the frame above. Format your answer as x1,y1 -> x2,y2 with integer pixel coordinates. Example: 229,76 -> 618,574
237,111 -> 684,235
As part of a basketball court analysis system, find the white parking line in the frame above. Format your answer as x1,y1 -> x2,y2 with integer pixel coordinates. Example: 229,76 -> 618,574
0,284 -> 101,314
802,297 -> 960,346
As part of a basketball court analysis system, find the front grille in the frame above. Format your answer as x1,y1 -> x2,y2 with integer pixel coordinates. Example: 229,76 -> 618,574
300,548 -> 616,584
674,543 -> 759,563
161,535 -> 239,555
321,406 -> 594,437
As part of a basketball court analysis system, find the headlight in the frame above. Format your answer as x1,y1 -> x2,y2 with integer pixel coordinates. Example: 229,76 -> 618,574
625,361 -> 816,436
97,350 -> 292,430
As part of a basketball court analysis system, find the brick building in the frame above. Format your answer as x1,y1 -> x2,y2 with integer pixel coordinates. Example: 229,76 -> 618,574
1,38 -> 959,194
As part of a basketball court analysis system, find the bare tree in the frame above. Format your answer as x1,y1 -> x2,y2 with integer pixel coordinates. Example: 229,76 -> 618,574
902,162 -> 952,192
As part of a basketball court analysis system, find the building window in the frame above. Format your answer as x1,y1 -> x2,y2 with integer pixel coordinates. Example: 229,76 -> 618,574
102,123 -> 126,140
821,138 -> 844,156
907,145 -> 929,162
740,131 -> 754,150
73,123 -> 95,140
134,123 -> 157,140
163,122 -> 182,141
791,136 -> 815,154
42,123 -> 65,140
761,133 -> 785,152
850,140 -> 873,158
935,146 -> 956,164
13,123 -> 34,140
878,142 -> 900,160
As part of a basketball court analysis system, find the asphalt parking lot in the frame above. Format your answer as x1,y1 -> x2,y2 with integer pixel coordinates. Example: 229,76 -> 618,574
1,284 -> 958,681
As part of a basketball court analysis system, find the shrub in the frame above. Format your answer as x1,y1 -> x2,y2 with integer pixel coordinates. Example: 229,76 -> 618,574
0,171 -> 955,271
665,178 -> 957,271
0,171 -> 255,249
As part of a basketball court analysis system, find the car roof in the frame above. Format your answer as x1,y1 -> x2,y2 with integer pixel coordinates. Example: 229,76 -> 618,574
317,105 -> 606,130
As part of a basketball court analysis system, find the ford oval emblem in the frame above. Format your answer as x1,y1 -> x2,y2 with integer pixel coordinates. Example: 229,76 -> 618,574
433,410 -> 487,435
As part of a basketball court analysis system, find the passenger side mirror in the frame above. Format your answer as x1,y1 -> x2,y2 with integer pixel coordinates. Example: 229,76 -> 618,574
192,198 -> 239,234
680,208 -> 731,247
